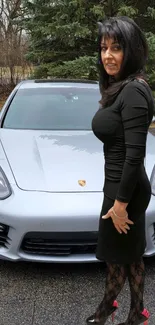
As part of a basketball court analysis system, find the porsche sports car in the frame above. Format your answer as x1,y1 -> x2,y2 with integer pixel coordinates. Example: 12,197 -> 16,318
0,79 -> 155,263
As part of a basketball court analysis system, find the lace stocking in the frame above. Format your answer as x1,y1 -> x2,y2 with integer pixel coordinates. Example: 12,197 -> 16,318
126,258 -> 145,325
96,263 -> 127,319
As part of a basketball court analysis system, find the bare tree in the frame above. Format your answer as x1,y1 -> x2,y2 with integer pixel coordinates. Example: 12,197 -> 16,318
0,0 -> 30,87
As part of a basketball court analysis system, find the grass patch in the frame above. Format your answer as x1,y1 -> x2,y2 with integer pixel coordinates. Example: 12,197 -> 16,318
0,99 -> 6,110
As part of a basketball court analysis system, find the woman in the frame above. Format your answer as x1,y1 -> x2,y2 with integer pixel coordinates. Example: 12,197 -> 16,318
86,17 -> 154,325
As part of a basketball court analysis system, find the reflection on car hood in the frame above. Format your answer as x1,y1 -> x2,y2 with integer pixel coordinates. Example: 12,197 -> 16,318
0,129 -> 104,192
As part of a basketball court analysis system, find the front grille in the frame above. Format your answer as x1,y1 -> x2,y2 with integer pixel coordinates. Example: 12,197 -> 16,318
0,223 -> 10,248
21,232 -> 97,256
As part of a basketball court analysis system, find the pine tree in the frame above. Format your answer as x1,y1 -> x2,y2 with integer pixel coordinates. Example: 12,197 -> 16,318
22,0 -> 155,84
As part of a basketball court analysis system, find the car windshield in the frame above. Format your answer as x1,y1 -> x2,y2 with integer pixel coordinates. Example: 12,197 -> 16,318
2,86 -> 100,130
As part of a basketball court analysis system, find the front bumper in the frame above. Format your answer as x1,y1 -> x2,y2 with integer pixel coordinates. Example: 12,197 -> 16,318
0,188 -> 103,263
0,187 -> 155,263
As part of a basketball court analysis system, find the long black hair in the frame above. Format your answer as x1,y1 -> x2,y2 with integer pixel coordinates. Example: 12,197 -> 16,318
97,16 -> 148,107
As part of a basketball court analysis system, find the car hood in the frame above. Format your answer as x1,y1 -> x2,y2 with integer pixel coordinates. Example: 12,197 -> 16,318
0,129 -> 104,192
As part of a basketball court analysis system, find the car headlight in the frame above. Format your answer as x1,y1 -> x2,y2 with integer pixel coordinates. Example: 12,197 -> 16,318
150,165 -> 155,196
0,167 -> 12,199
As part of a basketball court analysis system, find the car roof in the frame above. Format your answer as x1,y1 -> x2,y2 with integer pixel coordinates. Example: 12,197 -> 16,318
18,79 -> 99,89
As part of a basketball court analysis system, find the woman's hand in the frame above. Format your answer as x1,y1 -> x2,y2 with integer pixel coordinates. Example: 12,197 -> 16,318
102,205 -> 134,234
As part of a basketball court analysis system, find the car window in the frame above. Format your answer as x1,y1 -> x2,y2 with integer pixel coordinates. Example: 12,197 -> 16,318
2,87 -> 100,130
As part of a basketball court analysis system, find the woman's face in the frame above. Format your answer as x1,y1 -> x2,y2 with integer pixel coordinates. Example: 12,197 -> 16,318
100,37 -> 124,77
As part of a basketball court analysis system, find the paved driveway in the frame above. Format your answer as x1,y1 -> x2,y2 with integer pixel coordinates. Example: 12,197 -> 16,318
0,258 -> 155,325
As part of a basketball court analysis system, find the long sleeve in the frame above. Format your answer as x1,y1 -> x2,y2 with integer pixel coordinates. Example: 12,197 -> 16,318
116,83 -> 149,203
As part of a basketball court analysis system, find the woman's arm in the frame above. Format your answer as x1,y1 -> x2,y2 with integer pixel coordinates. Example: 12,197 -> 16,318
115,82 -> 149,204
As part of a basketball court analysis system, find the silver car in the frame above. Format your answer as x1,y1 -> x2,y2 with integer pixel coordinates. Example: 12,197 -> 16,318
0,79 -> 155,263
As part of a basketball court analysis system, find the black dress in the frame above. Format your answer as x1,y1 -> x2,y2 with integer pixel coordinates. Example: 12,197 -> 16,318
92,80 -> 154,264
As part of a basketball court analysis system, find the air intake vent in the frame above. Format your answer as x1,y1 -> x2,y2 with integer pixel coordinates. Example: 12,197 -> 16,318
21,232 -> 97,256
0,223 -> 10,248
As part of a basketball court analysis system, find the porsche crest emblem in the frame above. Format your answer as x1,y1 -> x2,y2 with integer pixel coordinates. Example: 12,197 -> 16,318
78,180 -> 86,187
